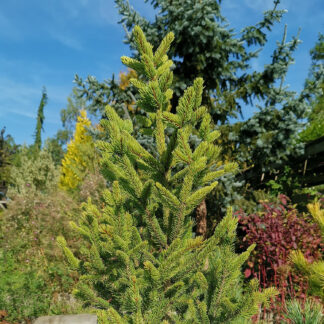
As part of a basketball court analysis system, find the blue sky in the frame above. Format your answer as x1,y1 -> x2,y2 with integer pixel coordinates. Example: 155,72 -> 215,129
0,0 -> 323,145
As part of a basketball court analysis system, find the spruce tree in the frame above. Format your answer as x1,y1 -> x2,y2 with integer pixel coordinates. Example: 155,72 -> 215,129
59,26 -> 276,323
34,87 -> 48,151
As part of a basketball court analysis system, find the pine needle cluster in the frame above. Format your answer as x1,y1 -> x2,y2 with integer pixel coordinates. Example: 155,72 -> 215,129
59,26 -> 277,323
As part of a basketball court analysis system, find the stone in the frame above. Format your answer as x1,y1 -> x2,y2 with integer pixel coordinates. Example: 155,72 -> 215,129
33,314 -> 97,324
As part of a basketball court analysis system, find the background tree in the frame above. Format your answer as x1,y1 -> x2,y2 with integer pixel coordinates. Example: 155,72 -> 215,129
0,128 -> 19,199
300,33 -> 324,143
34,87 -> 48,152
44,89 -> 88,166
115,0 -> 323,182
74,0 -> 323,213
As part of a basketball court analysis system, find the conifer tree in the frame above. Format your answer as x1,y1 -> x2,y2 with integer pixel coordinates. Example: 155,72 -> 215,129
75,0 -> 323,214
59,110 -> 96,191
300,34 -> 324,142
34,87 -> 48,151
59,26 -> 276,323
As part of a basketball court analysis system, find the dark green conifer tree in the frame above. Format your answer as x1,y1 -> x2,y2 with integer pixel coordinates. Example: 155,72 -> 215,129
59,26 -> 276,323
300,33 -> 324,142
34,87 -> 48,151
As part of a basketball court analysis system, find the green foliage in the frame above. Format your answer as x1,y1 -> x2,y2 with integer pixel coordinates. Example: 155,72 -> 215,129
283,299 -> 323,324
34,87 -> 48,151
225,26 -> 322,177
7,146 -> 59,198
74,0 -> 324,216
114,0 -> 286,122
290,200 -> 324,301
300,34 -> 324,142
44,132 -> 67,166
0,252 -> 51,322
0,189 -> 81,322
61,26 -> 277,323
266,166 -> 301,197
299,81 -> 324,143
0,127 -> 17,197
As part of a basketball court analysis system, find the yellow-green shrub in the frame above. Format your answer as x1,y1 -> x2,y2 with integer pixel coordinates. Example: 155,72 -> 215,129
290,200 -> 324,300
59,110 -> 96,191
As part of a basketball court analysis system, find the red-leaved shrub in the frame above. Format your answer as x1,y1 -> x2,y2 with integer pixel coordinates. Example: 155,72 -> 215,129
237,195 -> 323,321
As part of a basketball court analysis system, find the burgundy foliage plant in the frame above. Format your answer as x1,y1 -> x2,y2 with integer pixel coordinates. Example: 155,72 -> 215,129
237,195 -> 323,320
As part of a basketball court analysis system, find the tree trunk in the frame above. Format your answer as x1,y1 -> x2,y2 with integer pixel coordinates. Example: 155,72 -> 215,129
196,199 -> 207,238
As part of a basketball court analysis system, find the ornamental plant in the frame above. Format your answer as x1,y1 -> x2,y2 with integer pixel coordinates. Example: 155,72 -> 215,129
8,147 -> 59,198
237,195 -> 323,320
59,26 -> 277,323
283,299 -> 323,324
60,110 -> 97,191
0,188 -> 81,322
34,87 -> 48,152
290,200 -> 324,301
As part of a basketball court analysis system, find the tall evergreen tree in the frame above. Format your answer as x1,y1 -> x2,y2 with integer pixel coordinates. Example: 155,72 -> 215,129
114,0 -> 323,178
74,0 -> 323,212
78,0 -> 287,122
59,26 -> 276,323
34,87 -> 48,151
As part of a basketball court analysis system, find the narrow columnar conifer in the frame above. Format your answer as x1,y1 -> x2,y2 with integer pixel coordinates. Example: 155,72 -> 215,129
34,87 -> 47,151
59,26 -> 277,323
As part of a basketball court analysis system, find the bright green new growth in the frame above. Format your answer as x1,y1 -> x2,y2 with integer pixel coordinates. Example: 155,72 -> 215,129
59,26 -> 277,323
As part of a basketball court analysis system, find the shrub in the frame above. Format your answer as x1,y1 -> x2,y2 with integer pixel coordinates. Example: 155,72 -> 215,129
59,110 -> 97,191
283,299 -> 323,324
79,170 -> 106,207
290,200 -> 324,301
7,147 -> 59,198
237,195 -> 323,320
0,189 -> 80,323
0,252 -> 52,322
